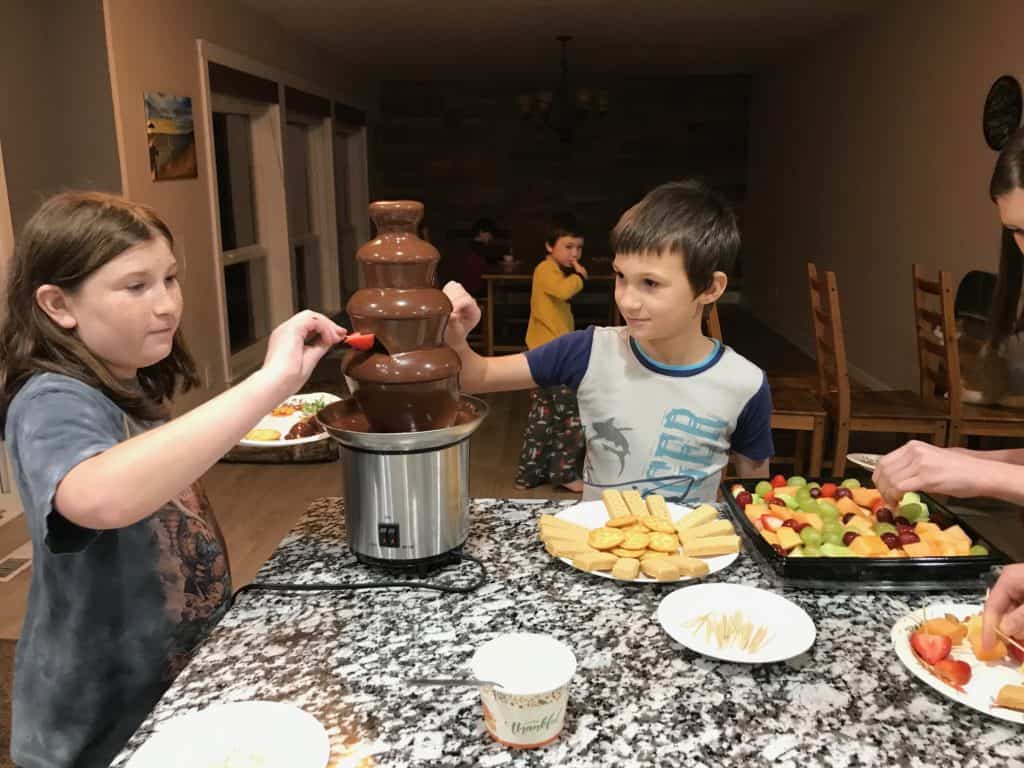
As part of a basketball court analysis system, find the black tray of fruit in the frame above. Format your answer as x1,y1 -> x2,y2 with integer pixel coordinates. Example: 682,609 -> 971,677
720,474 -> 1009,592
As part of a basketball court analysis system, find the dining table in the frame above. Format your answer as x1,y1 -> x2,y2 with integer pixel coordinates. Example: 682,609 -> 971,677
114,496 -> 1024,767
481,259 -> 619,355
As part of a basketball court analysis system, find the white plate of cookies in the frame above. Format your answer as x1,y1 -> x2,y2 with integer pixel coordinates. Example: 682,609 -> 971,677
537,490 -> 740,584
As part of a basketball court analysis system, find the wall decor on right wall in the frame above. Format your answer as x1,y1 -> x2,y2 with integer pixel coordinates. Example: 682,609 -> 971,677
983,75 -> 1023,151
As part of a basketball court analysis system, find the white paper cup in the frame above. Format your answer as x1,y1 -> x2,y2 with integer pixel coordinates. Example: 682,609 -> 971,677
470,633 -> 577,749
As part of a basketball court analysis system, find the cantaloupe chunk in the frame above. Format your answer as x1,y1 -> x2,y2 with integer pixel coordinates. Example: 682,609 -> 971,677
941,525 -> 972,550
777,527 -> 803,550
773,486 -> 799,498
837,496 -> 869,519
914,522 -> 942,541
967,615 -> 1008,661
851,487 -> 882,508
849,534 -> 887,557
745,503 -> 768,524
903,541 -> 935,558
803,512 -> 824,532
761,530 -> 780,546
886,549 -> 908,558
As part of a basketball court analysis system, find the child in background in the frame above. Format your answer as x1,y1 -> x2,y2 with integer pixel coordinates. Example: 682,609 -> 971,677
516,213 -> 588,492
445,180 -> 773,503
0,192 -> 346,768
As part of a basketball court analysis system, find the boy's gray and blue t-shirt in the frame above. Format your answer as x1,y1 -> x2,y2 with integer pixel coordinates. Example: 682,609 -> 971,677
526,325 -> 774,503
5,373 -> 231,768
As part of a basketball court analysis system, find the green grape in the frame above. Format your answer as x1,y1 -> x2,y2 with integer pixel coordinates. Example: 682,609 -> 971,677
899,502 -> 924,522
789,547 -> 805,558
803,545 -> 823,557
900,491 -> 921,504
840,478 -> 861,489
822,530 -> 844,547
788,476 -> 808,487
755,481 -> 773,497
820,542 -> 856,557
818,504 -> 840,521
795,487 -> 812,504
780,494 -> 800,510
822,521 -> 844,537
751,494 -> 763,505
969,544 -> 990,556
800,527 -> 823,547
798,499 -> 819,515
874,522 -> 897,536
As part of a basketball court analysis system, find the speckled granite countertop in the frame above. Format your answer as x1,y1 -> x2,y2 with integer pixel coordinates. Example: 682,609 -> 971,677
114,498 -> 1024,767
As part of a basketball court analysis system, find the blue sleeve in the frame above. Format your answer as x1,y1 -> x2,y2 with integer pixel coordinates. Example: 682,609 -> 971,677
524,326 -> 595,390
730,372 -> 774,461
7,378 -> 123,553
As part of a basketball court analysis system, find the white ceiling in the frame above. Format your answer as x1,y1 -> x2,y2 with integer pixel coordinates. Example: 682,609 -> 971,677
238,0 -> 888,80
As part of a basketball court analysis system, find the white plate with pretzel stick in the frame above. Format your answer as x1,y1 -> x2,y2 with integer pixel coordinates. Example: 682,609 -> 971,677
657,584 -> 816,663
538,491 -> 740,584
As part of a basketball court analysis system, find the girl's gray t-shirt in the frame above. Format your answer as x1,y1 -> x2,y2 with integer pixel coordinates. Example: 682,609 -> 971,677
6,373 -> 231,768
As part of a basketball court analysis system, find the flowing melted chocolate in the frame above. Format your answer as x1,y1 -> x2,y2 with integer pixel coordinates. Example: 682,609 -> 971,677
341,199 -> 461,432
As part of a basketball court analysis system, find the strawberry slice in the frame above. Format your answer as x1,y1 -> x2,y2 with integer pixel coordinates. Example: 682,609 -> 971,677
344,332 -> 376,352
770,474 -> 787,488
910,631 -> 952,665
932,658 -> 971,688
761,514 -> 785,532
819,483 -> 838,498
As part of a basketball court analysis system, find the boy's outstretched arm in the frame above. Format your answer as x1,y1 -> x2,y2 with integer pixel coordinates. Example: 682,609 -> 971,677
732,454 -> 769,479
443,281 -> 536,394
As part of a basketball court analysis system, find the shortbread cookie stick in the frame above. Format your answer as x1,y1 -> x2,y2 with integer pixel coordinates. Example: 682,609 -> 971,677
646,494 -> 672,520
621,490 -> 648,518
674,504 -> 719,532
683,535 -> 741,558
665,554 -> 711,578
612,558 -> 641,580
601,489 -> 631,519
677,519 -> 736,545
573,550 -> 618,572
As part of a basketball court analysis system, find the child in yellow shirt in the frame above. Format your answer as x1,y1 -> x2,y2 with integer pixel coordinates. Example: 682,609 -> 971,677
517,214 -> 588,492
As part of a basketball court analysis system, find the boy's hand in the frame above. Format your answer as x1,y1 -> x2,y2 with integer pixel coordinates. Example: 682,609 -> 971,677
872,440 -> 983,506
442,281 -> 481,348
984,563 -> 1024,649
571,259 -> 588,278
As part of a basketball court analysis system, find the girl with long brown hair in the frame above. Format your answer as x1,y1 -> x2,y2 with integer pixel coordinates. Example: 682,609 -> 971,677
1,192 -> 345,767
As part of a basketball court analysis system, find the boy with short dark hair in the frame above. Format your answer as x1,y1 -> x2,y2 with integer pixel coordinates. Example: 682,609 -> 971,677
444,179 -> 772,502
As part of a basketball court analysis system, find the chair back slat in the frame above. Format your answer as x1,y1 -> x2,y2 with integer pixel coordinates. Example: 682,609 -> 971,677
807,263 -> 851,421
911,264 -> 962,430
704,303 -> 723,343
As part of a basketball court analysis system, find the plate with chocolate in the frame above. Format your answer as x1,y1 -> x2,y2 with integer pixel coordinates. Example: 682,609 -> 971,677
240,392 -> 341,447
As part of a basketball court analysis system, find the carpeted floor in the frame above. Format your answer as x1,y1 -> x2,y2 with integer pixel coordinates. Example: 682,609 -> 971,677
1,639 -> 14,768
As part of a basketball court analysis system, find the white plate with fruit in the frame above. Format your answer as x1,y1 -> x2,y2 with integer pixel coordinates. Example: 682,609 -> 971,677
657,583 -> 816,664
239,392 -> 341,447
730,475 -> 993,560
538,491 -> 740,584
892,603 -> 1024,724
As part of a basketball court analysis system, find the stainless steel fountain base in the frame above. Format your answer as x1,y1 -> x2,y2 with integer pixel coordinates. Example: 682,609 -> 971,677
318,395 -> 488,564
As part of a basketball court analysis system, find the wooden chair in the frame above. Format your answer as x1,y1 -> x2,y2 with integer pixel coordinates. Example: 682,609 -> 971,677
912,264 -> 1024,446
808,263 -> 947,475
704,303 -> 826,476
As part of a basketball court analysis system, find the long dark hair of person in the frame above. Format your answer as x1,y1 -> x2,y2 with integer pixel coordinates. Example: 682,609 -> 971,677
987,128 -> 1024,348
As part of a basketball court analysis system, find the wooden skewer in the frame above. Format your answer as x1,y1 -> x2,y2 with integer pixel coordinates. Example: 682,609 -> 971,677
994,627 -> 1024,656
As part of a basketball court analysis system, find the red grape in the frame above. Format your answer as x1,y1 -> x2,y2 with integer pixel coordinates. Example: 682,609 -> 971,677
894,516 -> 911,527
898,531 -> 920,546
736,492 -> 753,507
875,508 -> 894,524
835,488 -> 853,500
881,532 -> 900,550
842,531 -> 859,546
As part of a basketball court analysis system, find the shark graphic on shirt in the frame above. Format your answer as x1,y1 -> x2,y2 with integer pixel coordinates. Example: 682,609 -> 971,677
587,417 -> 632,475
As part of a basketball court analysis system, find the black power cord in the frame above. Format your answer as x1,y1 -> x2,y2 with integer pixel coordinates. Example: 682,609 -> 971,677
229,551 -> 488,608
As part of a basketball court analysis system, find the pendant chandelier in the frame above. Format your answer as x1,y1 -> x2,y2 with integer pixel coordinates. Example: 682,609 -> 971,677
518,35 -> 609,144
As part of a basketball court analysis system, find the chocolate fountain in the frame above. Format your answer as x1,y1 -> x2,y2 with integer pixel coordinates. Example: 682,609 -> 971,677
316,200 -> 488,568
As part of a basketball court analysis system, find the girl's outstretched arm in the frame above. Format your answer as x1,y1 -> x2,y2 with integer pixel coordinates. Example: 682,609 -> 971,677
54,311 -> 345,530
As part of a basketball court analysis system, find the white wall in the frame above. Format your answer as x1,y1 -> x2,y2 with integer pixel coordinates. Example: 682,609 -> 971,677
745,0 -> 1020,390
